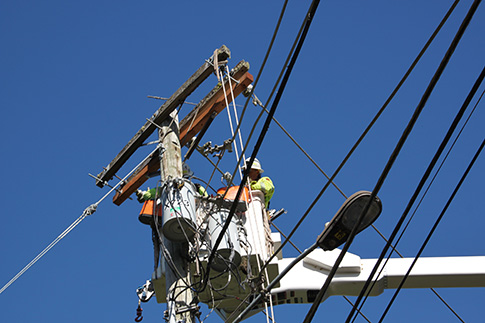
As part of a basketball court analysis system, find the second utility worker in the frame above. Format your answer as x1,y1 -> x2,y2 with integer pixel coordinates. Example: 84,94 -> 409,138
243,158 -> 275,208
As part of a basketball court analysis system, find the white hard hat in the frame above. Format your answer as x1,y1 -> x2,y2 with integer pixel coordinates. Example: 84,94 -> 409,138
243,157 -> 264,173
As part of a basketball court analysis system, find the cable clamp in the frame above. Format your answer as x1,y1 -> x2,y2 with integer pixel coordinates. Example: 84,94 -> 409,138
82,204 -> 97,216
197,138 -> 233,157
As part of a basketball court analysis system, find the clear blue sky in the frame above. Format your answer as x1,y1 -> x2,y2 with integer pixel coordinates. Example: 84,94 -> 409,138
1,1 -> 484,322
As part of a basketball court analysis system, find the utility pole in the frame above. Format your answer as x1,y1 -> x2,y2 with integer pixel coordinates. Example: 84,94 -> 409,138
158,111 -> 196,323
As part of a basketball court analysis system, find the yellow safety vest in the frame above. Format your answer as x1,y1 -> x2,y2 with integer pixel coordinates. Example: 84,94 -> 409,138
250,177 -> 275,208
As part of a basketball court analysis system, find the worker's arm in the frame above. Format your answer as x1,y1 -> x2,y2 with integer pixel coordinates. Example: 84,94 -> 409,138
250,177 -> 275,207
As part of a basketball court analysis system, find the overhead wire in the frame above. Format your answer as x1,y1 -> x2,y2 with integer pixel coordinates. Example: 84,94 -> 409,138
304,1 -> 480,321
224,0 -> 306,192
343,1 -> 482,321
202,0 -> 321,303
257,78 -> 468,321
379,137 -> 485,322
191,0 -> 467,319
352,66 -> 485,323
258,0 -> 461,276
269,222 -> 372,323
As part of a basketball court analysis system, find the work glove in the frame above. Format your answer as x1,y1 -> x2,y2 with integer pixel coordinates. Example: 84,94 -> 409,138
136,188 -> 156,202
136,189 -> 146,203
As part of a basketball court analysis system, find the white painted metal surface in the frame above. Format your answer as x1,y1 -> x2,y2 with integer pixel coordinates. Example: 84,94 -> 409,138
272,248 -> 485,304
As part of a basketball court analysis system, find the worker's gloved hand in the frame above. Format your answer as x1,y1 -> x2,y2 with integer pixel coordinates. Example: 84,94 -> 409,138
195,184 -> 208,197
136,190 -> 146,203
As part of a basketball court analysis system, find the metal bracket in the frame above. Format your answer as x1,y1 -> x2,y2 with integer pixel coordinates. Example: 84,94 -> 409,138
136,280 -> 155,303
175,304 -> 200,315
197,138 -> 233,157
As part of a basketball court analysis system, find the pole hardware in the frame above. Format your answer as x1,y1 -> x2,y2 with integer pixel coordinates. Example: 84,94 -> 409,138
222,171 -> 233,187
197,138 -> 233,157
175,304 -> 200,315
136,280 -> 155,303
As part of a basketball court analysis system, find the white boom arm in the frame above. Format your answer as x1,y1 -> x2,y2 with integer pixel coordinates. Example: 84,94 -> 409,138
270,248 -> 485,305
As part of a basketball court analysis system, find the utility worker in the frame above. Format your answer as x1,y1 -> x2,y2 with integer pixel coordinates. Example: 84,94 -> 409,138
243,157 -> 275,208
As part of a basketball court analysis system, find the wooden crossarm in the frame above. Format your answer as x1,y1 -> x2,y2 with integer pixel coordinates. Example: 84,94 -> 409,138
112,61 -> 253,206
179,61 -> 252,146
95,45 -> 231,188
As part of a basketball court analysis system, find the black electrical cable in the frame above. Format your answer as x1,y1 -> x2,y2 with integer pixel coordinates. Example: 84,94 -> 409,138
352,65 -> 485,323
384,67 -> 485,281
344,1 -> 482,321
199,0 -> 321,295
223,0 -> 308,194
227,0 -> 289,147
306,2 -> 481,321
234,243 -> 319,323
379,137 -> 485,322
257,0 -> 461,276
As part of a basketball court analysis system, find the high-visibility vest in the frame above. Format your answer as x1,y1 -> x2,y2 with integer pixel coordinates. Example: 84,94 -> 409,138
250,177 -> 274,208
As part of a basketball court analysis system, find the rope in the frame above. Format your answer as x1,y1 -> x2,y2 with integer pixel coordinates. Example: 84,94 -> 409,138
220,66 -> 245,182
207,0 -> 321,295
225,0 -> 289,166
0,145 -> 160,295
225,65 -> 248,182
222,0 -> 295,192
218,62 -> 277,322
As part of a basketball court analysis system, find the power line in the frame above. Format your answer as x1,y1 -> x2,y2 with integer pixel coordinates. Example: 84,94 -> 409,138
352,66 -> 485,323
207,0 -> 320,280
305,2 -> 481,321
269,221 -> 372,323
257,0 -> 462,277
345,1 -> 482,321
223,0 -> 306,191
204,0 -> 322,308
378,137 -> 485,322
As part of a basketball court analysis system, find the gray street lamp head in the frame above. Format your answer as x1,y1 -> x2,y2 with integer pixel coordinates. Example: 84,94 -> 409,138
316,191 -> 382,251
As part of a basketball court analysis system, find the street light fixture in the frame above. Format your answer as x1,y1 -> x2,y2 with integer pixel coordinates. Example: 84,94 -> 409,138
316,190 -> 382,251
